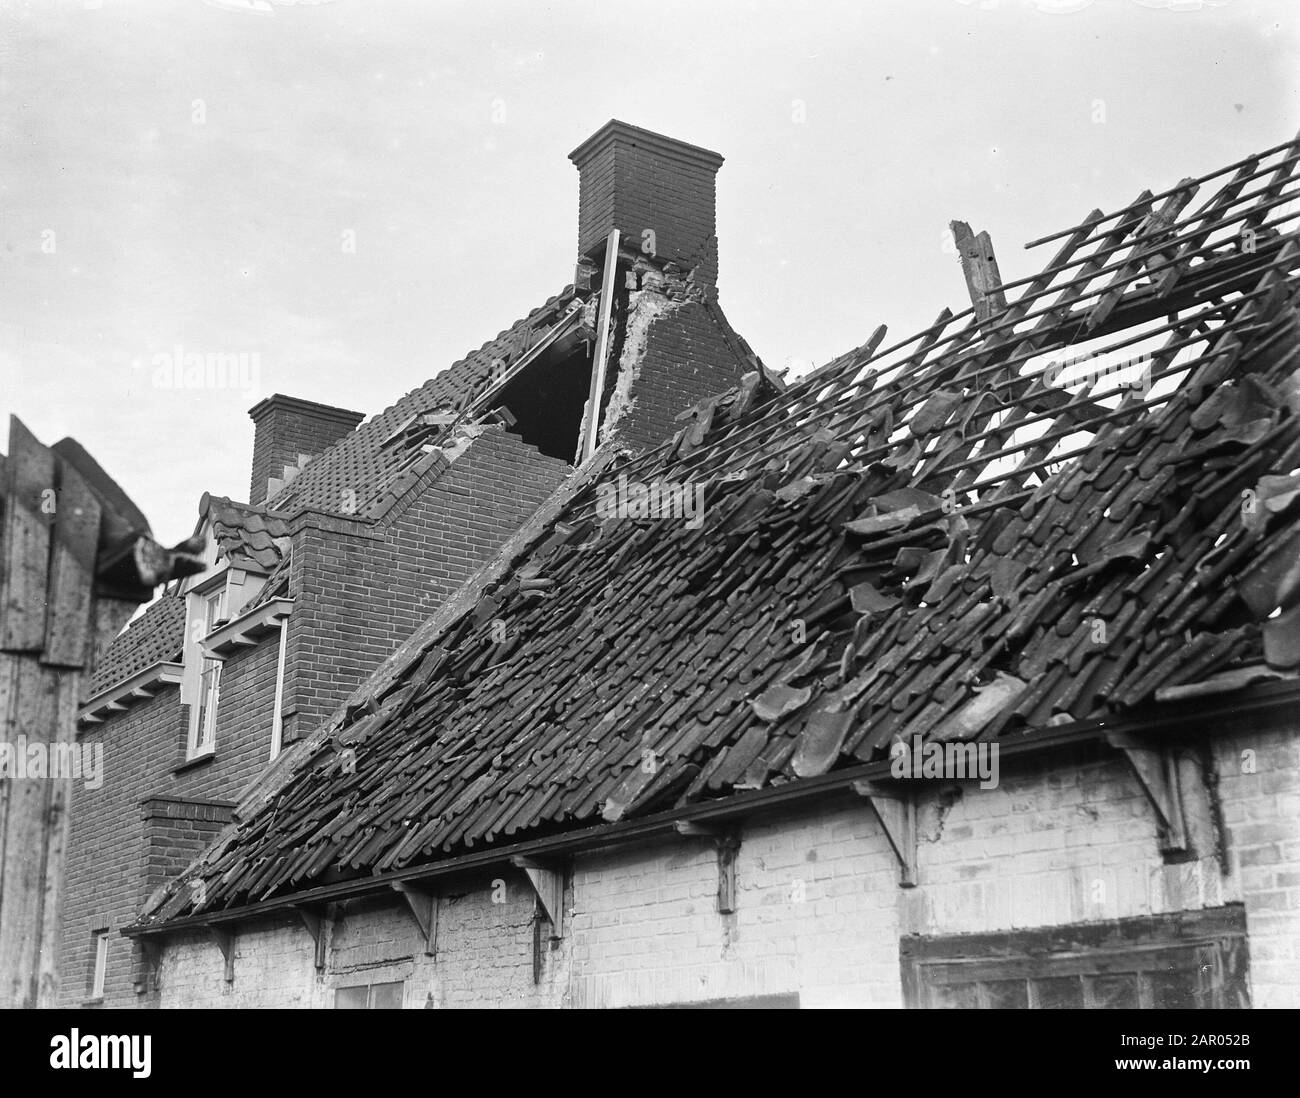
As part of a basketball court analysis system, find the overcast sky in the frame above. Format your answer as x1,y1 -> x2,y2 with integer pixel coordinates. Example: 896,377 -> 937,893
1,0 -> 1297,544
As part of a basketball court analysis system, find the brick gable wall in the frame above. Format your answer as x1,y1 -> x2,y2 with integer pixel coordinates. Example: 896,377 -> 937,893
286,427 -> 571,735
58,428 -> 571,1006
613,299 -> 754,454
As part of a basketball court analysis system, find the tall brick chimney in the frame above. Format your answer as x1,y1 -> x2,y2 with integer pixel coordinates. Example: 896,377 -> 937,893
248,394 -> 364,505
569,120 -> 724,291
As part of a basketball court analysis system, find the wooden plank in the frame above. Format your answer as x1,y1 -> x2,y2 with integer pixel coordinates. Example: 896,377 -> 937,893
0,656 -> 57,1006
41,461 -> 101,668
578,229 -> 621,463
950,221 -> 1008,328
35,669 -> 80,1005
0,418 -> 56,653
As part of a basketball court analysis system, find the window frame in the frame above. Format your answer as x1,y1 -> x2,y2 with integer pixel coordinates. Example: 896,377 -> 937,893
89,928 -> 109,1000
900,905 -> 1250,1010
334,980 -> 404,1009
187,585 -> 226,759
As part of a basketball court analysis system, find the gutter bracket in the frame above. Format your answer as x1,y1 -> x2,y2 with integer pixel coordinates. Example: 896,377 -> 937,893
852,780 -> 918,888
292,903 -> 332,970
134,937 -> 162,995
390,882 -> 439,956
1106,732 -> 1189,855
674,821 -> 742,914
205,925 -> 235,983
510,856 -> 565,940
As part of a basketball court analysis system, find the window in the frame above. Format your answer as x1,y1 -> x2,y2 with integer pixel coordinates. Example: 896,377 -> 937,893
189,588 -> 224,758
89,930 -> 109,999
334,981 -> 403,1009
658,993 -> 800,1009
900,906 -> 1249,1009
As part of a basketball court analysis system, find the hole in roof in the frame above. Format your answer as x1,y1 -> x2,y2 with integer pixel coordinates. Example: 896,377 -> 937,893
486,335 -> 594,462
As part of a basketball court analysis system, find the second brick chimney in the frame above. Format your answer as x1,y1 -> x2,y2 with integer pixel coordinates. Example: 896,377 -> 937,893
248,394 -> 364,505
569,120 -> 724,292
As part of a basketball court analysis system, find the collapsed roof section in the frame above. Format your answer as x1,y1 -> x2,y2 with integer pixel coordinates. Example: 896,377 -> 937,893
264,287 -> 584,519
139,133 -> 1300,924
202,494 -> 293,573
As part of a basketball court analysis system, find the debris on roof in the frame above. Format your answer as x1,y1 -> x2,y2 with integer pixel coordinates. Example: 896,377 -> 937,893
141,132 -> 1300,924
265,287 -> 581,518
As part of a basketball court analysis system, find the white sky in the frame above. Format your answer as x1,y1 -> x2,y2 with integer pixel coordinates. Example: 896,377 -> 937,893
1,0 -> 1297,544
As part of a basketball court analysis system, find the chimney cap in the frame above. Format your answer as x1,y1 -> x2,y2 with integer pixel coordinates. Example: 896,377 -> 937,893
248,393 -> 365,426
568,119 -> 724,173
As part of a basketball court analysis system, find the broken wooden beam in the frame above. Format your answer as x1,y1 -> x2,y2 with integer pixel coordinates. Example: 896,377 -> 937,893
950,220 -> 1008,330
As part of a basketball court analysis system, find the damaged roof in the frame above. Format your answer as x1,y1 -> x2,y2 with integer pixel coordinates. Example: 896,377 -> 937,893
142,133 -> 1300,923
89,287 -> 583,696
263,286 -> 581,519
204,494 -> 293,572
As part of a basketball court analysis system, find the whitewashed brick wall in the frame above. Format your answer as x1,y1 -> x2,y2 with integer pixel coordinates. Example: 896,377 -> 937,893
154,720 -> 1299,1008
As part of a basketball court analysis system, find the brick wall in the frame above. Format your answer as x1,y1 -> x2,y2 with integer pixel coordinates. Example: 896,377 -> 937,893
62,693 -> 179,1006
1216,713 -> 1300,1007
141,798 -> 234,909
613,298 -> 755,454
286,427 -> 571,734
150,718 -> 1299,1008
59,637 -> 281,1006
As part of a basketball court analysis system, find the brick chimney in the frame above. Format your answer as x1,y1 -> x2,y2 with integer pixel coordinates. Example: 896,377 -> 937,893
569,120 -> 724,291
248,394 -> 364,505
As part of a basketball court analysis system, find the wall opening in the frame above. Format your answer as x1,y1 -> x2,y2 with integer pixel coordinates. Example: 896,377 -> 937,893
487,339 -> 593,461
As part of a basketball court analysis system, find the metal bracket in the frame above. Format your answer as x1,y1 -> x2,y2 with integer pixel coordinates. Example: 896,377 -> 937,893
205,926 -> 235,983
510,856 -> 564,939
852,780 -> 918,888
391,882 -> 439,956
292,903 -> 332,970
1106,732 -> 1189,855
674,821 -> 742,914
